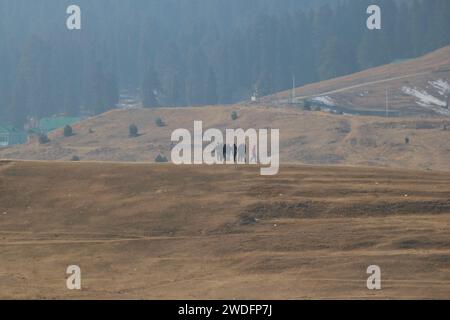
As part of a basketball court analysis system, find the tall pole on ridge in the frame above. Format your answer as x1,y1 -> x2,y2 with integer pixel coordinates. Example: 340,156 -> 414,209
292,75 -> 296,104
385,88 -> 389,117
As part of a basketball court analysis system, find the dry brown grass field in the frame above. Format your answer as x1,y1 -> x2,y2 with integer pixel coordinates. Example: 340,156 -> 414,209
0,160 -> 449,299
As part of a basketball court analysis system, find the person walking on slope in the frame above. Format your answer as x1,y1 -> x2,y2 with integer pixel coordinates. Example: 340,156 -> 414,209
223,144 -> 228,161
238,143 -> 245,163
250,144 -> 257,163
226,144 -> 232,161
216,143 -> 224,162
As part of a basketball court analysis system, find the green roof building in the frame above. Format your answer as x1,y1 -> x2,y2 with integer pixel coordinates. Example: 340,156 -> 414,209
0,125 -> 27,147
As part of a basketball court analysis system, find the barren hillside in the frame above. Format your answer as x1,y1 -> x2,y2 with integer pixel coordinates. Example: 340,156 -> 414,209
263,46 -> 450,116
1,106 -> 449,171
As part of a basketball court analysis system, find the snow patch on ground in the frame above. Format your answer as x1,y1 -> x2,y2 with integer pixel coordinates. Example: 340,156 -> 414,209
312,96 -> 335,106
429,79 -> 450,96
402,86 -> 449,115
402,87 -> 446,106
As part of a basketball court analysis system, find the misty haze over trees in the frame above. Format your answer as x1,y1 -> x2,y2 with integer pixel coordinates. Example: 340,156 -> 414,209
0,0 -> 449,127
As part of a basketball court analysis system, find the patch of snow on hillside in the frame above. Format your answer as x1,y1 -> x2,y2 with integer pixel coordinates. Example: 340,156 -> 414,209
429,79 -> 450,96
402,86 -> 449,115
402,87 -> 446,107
312,96 -> 335,106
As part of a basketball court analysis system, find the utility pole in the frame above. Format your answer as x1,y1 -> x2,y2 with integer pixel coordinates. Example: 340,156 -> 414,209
385,88 -> 389,117
291,75 -> 296,104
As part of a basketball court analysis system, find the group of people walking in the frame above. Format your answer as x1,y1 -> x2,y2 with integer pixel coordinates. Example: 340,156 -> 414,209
214,143 -> 257,163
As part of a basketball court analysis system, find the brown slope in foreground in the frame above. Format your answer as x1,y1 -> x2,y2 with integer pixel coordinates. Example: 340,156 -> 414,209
1,106 -> 449,171
263,46 -> 450,116
0,160 -> 449,299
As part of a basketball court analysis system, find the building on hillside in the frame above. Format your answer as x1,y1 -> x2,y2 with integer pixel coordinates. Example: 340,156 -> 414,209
0,125 -> 27,147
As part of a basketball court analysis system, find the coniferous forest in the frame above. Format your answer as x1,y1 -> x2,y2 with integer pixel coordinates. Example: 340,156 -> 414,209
1,0 -> 449,126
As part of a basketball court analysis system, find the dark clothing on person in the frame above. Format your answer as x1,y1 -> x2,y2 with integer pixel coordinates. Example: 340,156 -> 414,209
233,144 -> 237,163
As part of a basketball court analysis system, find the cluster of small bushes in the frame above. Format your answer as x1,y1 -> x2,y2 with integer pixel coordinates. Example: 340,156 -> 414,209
38,124 -> 74,145
38,133 -> 50,144
128,117 -> 167,138
155,154 -> 168,163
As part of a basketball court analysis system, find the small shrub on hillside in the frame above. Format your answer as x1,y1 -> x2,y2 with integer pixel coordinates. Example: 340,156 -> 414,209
129,124 -> 139,137
231,111 -> 238,121
64,125 -> 73,137
303,100 -> 312,110
155,154 -> 168,163
39,134 -> 50,144
155,117 -> 166,127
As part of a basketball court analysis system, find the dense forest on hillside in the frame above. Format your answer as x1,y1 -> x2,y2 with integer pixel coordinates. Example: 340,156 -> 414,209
0,0 -> 449,126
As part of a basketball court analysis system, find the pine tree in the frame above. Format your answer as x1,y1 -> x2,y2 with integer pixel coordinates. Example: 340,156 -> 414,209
89,62 -> 119,115
186,48 -> 208,106
205,68 -> 218,105
142,65 -> 160,107
318,37 -> 356,80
